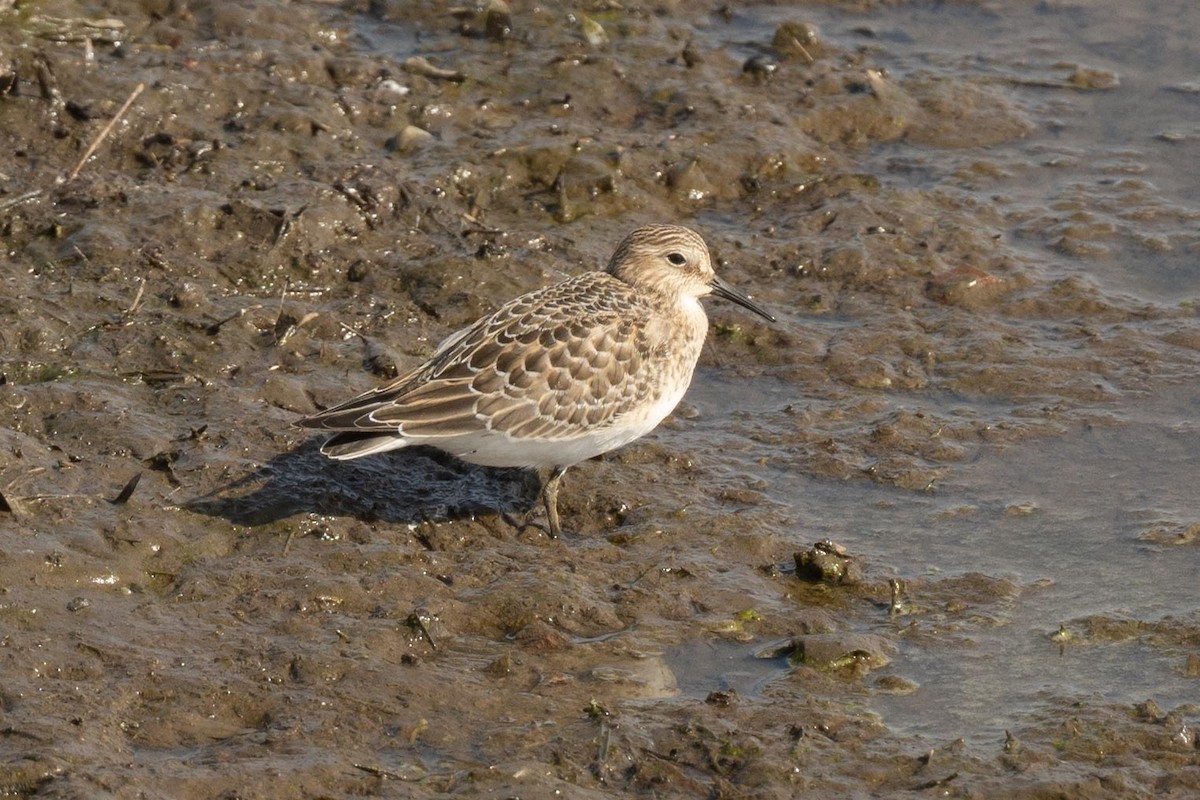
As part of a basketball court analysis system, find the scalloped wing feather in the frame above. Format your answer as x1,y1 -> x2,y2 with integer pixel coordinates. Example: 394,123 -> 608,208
299,272 -> 673,444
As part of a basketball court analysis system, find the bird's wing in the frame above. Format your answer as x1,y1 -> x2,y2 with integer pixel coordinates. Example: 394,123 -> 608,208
299,273 -> 670,441
296,312 -> 491,431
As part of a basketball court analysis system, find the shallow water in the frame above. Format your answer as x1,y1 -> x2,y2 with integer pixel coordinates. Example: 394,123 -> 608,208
676,0 -> 1200,744
679,371 -> 1200,738
787,0 -> 1200,300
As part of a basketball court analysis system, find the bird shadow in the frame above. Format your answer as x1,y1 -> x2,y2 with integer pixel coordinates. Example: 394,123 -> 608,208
184,439 -> 540,527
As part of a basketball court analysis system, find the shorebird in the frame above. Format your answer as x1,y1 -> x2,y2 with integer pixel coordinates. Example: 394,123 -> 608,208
298,224 -> 774,536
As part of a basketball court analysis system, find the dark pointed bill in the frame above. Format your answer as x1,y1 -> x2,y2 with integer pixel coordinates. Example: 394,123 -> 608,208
710,275 -> 775,322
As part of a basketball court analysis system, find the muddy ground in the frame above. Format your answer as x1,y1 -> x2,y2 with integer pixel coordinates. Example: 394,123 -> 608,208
1,0 -> 1198,797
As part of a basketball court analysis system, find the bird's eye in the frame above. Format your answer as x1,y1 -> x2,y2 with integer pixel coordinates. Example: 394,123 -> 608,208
666,252 -> 687,266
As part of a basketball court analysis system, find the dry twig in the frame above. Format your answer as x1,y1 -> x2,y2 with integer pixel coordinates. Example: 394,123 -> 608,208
67,81 -> 144,181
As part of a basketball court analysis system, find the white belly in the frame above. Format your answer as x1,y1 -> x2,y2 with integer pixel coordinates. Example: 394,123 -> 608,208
430,382 -> 687,469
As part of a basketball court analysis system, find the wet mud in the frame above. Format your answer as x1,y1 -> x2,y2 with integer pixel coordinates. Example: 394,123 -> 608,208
1,0 -> 1198,797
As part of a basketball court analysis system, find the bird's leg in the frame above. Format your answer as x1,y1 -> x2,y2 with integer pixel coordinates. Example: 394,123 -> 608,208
541,465 -> 568,538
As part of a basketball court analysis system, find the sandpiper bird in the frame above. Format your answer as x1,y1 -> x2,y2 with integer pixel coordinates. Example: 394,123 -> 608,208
298,224 -> 774,536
